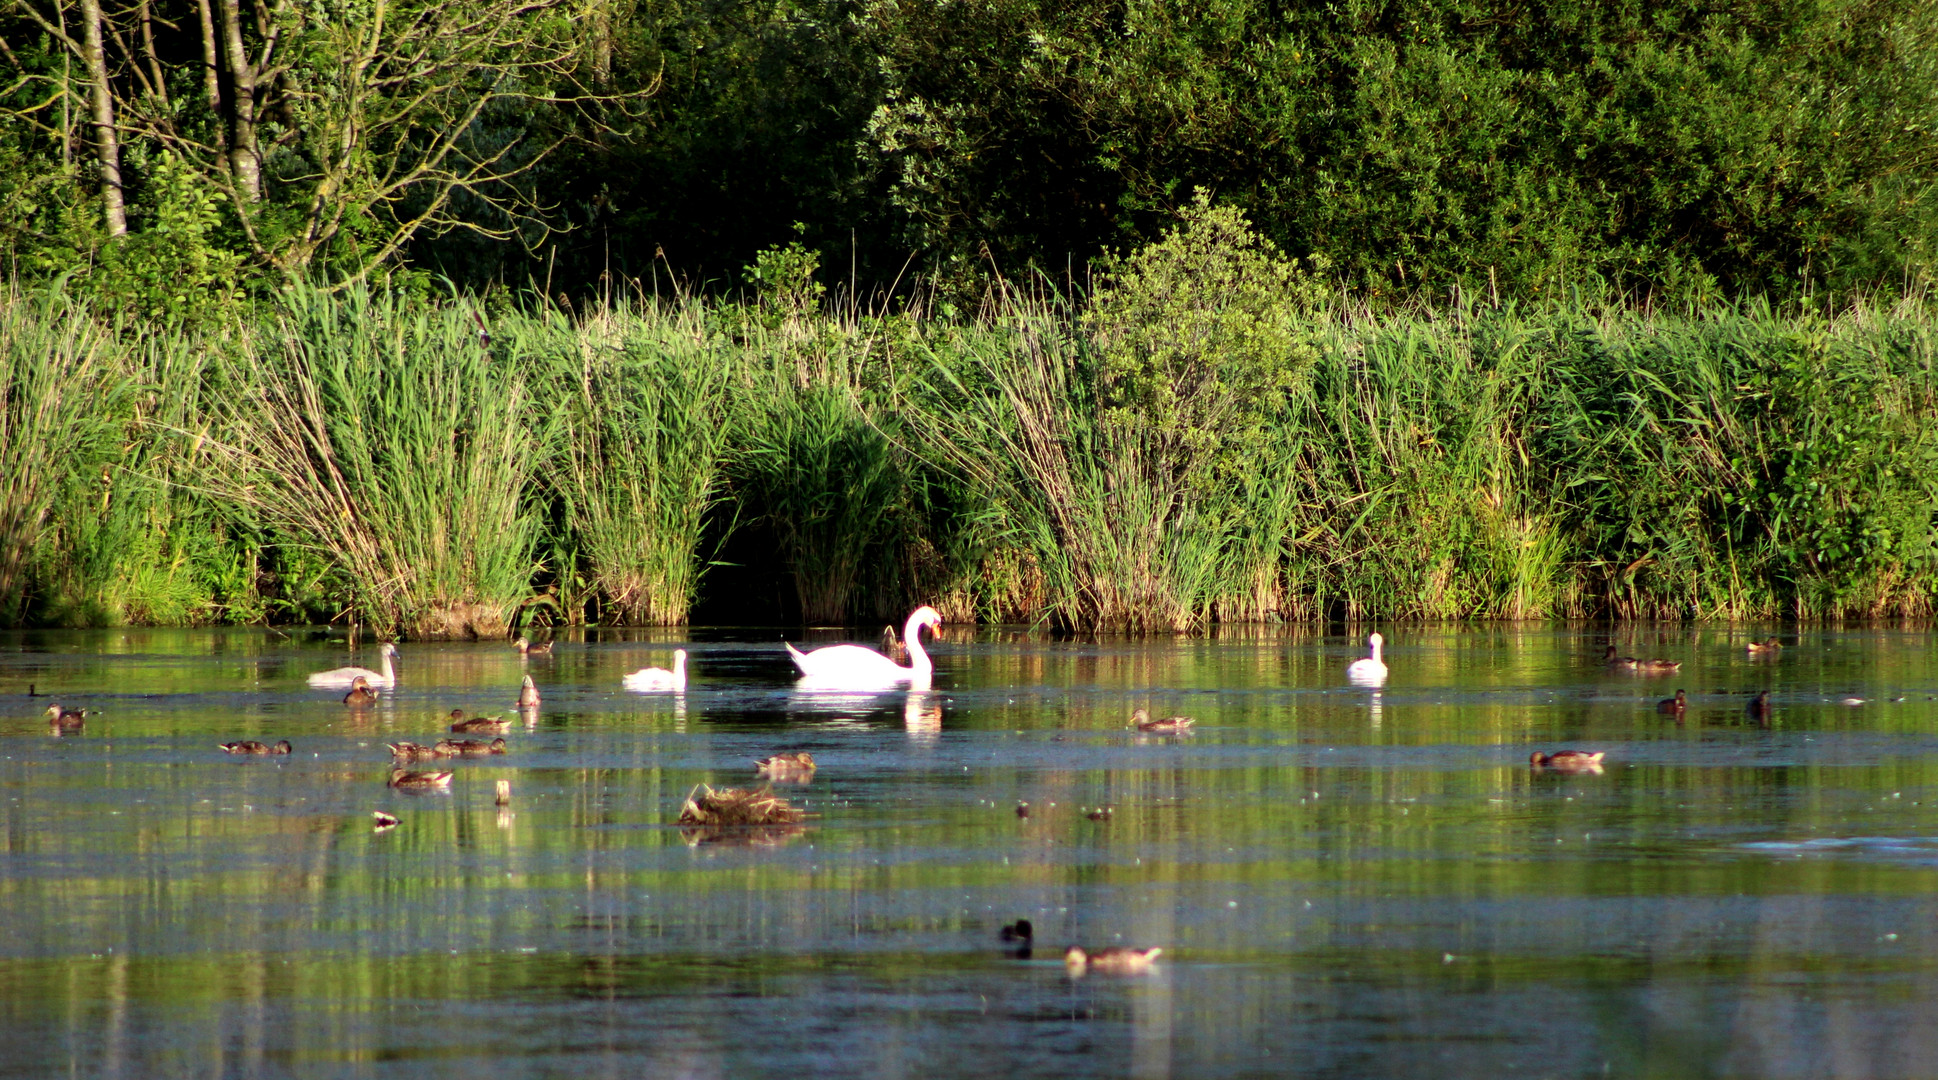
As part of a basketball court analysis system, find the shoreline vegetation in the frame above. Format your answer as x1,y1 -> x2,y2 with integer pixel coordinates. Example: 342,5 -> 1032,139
5,200 -> 1936,636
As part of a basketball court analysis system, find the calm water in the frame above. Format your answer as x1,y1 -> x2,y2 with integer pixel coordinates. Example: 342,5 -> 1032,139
4,624 -> 1938,1079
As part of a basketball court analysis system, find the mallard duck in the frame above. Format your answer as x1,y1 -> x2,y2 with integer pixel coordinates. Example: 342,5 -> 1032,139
1657,689 -> 1687,717
43,704 -> 88,727
1530,749 -> 1605,772
754,751 -> 816,779
308,642 -> 399,688
1746,637 -> 1782,655
450,712 -> 509,734
219,740 -> 292,755
1086,806 -> 1114,822
1129,708 -> 1194,734
622,650 -> 687,692
517,674 -> 541,708
1637,658 -> 1682,673
1065,945 -> 1161,975
1000,919 -> 1033,958
372,810 -> 400,829
343,676 -> 379,707
881,625 -> 909,663
513,636 -> 553,656
1602,645 -> 1640,669
1346,632 -> 1388,685
1015,801 -> 1031,818
434,737 -> 507,757
388,768 -> 452,789
386,741 -> 438,761
1747,691 -> 1773,723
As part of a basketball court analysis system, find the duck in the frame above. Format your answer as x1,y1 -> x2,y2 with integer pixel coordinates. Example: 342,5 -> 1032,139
785,606 -> 943,690
1656,689 -> 1687,717
881,625 -> 910,663
343,676 -> 380,707
434,737 -> 507,757
43,704 -> 88,727
1346,632 -> 1387,685
1746,637 -> 1782,655
1603,645 -> 1679,673
450,710 -> 509,734
517,675 -> 541,708
1602,645 -> 1639,670
386,741 -> 439,761
1530,750 -> 1605,773
388,768 -> 453,789
1747,691 -> 1773,723
622,650 -> 687,692
754,751 -> 816,779
514,636 -> 553,656
1000,919 -> 1033,958
219,740 -> 292,755
1064,945 -> 1161,975
1129,708 -> 1194,734
308,642 -> 399,688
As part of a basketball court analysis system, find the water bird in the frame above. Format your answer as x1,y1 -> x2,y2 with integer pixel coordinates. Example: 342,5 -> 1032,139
1657,689 -> 1687,718
622,649 -> 687,692
1747,691 -> 1773,723
1015,801 -> 1030,818
784,606 -> 943,690
343,676 -> 379,707
450,710 -> 509,734
388,768 -> 453,789
1130,708 -> 1195,734
372,810 -> 400,830
386,741 -> 439,761
1530,750 -> 1605,773
1840,696 -> 1866,706
881,625 -> 909,663
434,737 -> 507,757
1746,637 -> 1782,655
219,740 -> 292,755
754,751 -> 816,780
1602,645 -> 1679,673
1086,806 -> 1114,822
43,704 -> 88,727
518,675 -> 541,708
1346,632 -> 1387,685
1064,946 -> 1161,975
495,780 -> 512,806
308,642 -> 398,688
1000,919 -> 1033,958
513,636 -> 553,656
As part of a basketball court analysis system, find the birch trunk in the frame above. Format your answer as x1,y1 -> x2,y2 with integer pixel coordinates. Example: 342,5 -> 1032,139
77,0 -> 126,236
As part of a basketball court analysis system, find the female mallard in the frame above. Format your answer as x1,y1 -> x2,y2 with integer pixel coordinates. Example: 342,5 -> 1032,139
388,768 -> 452,789
387,741 -> 439,761
1656,689 -> 1687,717
1064,945 -> 1162,975
1129,708 -> 1194,734
1530,750 -> 1605,773
434,737 -> 507,757
450,710 -> 509,734
1604,645 -> 1679,673
1602,645 -> 1640,670
880,625 -> 909,664
219,740 -> 292,755
1747,637 -> 1782,655
343,676 -> 379,707
513,636 -> 553,656
1747,691 -> 1773,723
518,675 -> 541,708
754,751 -> 816,779
43,704 -> 88,727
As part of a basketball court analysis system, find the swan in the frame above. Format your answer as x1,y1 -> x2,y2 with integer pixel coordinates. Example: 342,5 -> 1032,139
785,606 -> 943,690
1346,632 -> 1387,685
622,649 -> 687,692
309,642 -> 398,688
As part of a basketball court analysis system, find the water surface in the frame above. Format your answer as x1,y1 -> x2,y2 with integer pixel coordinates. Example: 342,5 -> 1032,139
4,624 -> 1938,1079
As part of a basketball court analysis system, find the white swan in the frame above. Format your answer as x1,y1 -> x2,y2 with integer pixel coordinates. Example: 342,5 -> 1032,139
622,649 -> 687,692
786,606 -> 942,690
1346,632 -> 1387,685
308,642 -> 398,688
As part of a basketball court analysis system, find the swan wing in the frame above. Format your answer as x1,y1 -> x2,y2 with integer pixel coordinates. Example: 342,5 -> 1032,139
308,666 -> 386,688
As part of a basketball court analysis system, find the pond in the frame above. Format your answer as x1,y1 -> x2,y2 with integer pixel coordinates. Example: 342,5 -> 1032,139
2,624 -> 1937,1079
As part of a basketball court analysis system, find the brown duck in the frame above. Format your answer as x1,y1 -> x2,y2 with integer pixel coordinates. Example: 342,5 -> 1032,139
434,737 -> 507,757
514,636 -> 553,656
1130,708 -> 1195,734
1656,690 -> 1687,717
343,676 -> 380,707
387,741 -> 439,762
518,675 -> 541,708
219,740 -> 292,755
1747,691 -> 1773,723
755,752 -> 816,780
388,768 -> 453,789
450,709 -> 510,734
1530,750 -> 1606,773
43,704 -> 88,728
1064,946 -> 1162,975
1746,637 -> 1782,655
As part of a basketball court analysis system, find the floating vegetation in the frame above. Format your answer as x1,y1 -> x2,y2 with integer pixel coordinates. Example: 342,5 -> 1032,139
677,784 -> 806,827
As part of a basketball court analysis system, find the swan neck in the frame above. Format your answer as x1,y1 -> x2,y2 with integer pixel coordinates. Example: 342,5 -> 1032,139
902,613 -> 933,673
380,650 -> 395,682
1370,639 -> 1383,663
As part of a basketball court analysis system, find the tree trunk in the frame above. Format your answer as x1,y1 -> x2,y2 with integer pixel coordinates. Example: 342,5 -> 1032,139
77,0 -> 126,236
219,0 -> 262,200
195,0 -> 224,128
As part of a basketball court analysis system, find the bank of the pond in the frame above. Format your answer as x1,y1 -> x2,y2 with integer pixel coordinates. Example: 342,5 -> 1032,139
3,278 -> 1935,634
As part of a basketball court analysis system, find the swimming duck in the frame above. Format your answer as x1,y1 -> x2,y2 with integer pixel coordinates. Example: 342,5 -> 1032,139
1085,807 -> 1114,822
1603,645 -> 1679,673
754,751 -> 816,779
1064,945 -> 1162,975
388,768 -> 453,789
43,704 -> 88,727
514,636 -> 553,656
343,676 -> 379,707
434,737 -> 507,757
308,642 -> 399,689
1656,689 -> 1687,717
881,625 -> 910,664
219,740 -> 292,755
1129,708 -> 1195,734
622,650 -> 687,692
386,741 -> 439,761
1602,645 -> 1639,669
450,711 -> 509,734
1747,691 -> 1773,723
517,675 -> 541,708
1346,632 -> 1388,685
1746,637 -> 1782,655
1000,919 -> 1033,958
1530,750 -> 1605,772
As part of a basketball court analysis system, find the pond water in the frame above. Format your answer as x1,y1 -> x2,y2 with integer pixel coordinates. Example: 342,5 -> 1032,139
3,624 -> 1938,1079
